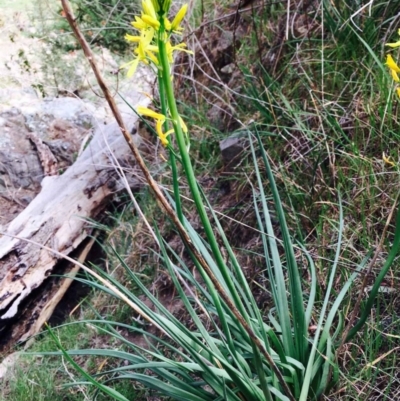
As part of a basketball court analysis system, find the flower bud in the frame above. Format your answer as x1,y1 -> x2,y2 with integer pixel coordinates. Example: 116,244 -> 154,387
142,0 -> 157,19
171,4 -> 188,31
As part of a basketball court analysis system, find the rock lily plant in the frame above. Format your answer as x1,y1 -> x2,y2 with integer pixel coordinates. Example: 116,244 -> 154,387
51,2 -> 400,401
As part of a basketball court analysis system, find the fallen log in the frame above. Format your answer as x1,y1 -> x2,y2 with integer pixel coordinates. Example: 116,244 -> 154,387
0,100 -> 150,347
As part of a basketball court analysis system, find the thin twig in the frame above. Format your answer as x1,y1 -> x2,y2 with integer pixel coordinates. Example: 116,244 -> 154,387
60,1 -> 296,399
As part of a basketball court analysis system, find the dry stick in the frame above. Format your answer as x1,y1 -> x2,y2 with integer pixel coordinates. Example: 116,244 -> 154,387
60,1 -> 295,399
338,195 -> 399,354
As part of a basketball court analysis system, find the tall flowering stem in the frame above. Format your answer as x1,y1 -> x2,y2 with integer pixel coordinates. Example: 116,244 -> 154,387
123,0 -> 250,316
156,19 -> 250,320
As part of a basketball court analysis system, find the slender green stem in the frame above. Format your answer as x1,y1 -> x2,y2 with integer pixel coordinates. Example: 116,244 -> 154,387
157,69 -> 183,223
169,151 -> 183,223
156,26 -> 248,321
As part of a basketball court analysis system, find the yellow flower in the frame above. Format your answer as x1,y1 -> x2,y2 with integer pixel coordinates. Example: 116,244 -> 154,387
137,106 -> 165,120
122,58 -> 140,78
386,40 -> 400,48
179,116 -> 188,133
146,49 -> 159,65
142,0 -> 157,20
122,29 -> 157,77
131,0 -> 160,31
165,41 -> 193,62
385,54 -> 400,82
141,14 -> 160,30
397,87 -> 400,97
385,54 -> 400,72
137,107 -> 173,147
125,34 -> 141,43
392,70 -> 400,82
131,16 -> 148,30
135,107 -> 186,147
164,17 -> 172,31
146,44 -> 159,53
156,120 -> 174,147
383,152 -> 396,167
178,116 -> 189,148
386,29 -> 400,48
171,4 -> 188,32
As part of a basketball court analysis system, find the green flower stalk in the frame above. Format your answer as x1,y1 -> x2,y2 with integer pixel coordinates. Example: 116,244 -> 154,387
124,0 -> 254,326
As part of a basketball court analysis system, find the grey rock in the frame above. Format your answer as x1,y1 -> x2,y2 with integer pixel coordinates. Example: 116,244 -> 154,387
221,63 -> 235,74
220,134 -> 248,167
41,97 -> 95,127
207,102 -> 229,131
45,139 -> 75,164
218,31 -> 234,51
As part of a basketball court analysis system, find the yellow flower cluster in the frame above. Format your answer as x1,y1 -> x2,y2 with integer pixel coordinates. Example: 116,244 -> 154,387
123,0 -> 192,148
385,29 -> 400,97
122,0 -> 190,78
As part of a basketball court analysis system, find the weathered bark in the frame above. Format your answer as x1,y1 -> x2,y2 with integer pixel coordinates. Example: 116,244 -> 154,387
0,109 -> 148,346
17,236 -> 96,345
